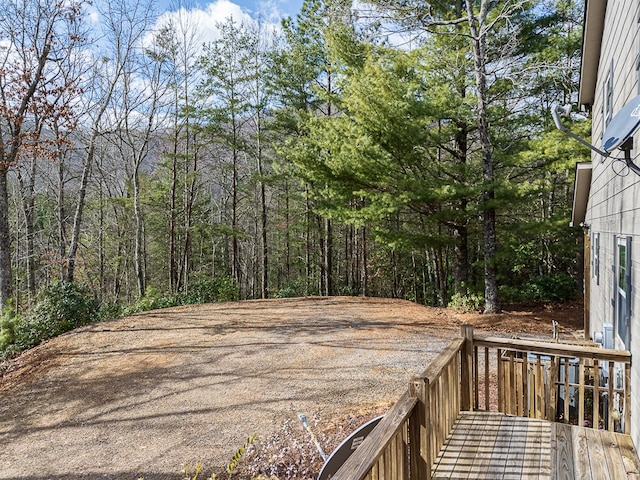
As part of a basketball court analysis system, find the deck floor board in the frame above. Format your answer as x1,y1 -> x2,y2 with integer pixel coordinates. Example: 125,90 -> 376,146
432,412 -> 640,480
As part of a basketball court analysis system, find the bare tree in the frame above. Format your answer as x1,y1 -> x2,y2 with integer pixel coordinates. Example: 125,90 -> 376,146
0,0 -> 86,307
65,0 -> 157,284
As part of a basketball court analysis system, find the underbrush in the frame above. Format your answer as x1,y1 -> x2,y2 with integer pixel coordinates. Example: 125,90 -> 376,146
143,407 -> 388,480
0,277 -> 239,361
0,282 -> 99,359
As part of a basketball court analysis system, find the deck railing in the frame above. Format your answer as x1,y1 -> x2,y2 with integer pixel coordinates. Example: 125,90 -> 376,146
330,325 -> 631,480
473,333 -> 631,432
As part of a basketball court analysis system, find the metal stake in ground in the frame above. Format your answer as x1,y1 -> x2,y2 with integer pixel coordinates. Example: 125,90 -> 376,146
298,413 -> 328,462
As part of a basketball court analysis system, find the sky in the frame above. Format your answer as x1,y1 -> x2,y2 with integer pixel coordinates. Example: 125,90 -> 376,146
147,0 -> 304,50
156,0 -> 304,20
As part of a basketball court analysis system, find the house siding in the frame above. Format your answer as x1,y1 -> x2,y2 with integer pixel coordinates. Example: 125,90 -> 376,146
584,0 -> 640,448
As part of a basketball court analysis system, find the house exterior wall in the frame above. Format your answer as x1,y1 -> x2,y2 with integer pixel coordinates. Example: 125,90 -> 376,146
583,0 -> 640,448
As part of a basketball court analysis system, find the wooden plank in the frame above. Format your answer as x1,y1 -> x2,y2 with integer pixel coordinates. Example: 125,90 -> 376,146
609,362 -> 614,431
461,325 -> 474,411
537,354 -> 544,420
409,379 -> 428,480
498,349 -> 503,412
474,345 -> 479,410
522,354 -> 528,418
484,347 -> 490,411
578,360 -> 585,426
422,337 -> 465,382
625,363 -> 631,434
488,414 -> 512,478
598,429 -> 629,480
467,412 -> 496,476
583,426 -> 607,480
552,423 -> 575,480
573,425 -> 593,479
617,430 -> 640,477
563,358 -> 570,424
593,360 -> 600,430
508,353 -> 515,415
548,356 -> 558,422
473,335 -> 631,363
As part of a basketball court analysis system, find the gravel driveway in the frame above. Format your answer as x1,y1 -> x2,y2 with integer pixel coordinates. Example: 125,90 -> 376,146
0,297 -> 458,480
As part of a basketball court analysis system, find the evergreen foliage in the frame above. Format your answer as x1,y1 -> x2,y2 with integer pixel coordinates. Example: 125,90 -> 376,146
0,0 -> 588,351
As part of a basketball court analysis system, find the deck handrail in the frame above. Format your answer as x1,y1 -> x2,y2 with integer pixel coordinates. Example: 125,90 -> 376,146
474,334 -> 631,363
331,335 -> 466,480
325,391 -> 417,480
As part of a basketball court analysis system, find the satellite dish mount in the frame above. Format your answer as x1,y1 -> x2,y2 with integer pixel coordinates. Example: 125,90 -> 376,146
551,99 -> 640,177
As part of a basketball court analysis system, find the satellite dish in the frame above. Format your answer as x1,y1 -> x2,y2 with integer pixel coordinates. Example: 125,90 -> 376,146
602,94 -> 640,152
317,416 -> 383,480
551,100 -> 640,177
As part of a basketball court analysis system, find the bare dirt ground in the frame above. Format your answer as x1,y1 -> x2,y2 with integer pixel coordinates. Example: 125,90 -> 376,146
0,296 -> 583,480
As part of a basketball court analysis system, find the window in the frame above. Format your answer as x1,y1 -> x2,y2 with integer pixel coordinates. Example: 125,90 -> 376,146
614,236 -> 632,349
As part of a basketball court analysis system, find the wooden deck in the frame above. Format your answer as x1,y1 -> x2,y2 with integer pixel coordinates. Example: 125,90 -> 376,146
552,423 -> 640,479
330,329 -> 637,480
433,412 -> 551,479
432,412 -> 640,479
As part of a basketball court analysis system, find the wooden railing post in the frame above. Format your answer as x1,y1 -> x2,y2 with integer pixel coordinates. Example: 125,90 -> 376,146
461,325 -> 474,411
409,377 -> 430,480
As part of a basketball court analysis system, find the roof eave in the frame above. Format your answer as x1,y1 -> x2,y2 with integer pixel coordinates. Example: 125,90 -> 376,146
578,0 -> 607,108
571,162 -> 593,227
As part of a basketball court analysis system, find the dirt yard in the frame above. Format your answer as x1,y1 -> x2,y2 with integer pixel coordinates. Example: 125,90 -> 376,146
0,296 -> 583,480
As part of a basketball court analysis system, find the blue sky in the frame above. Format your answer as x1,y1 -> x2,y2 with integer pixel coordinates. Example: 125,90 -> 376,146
156,0 -> 304,19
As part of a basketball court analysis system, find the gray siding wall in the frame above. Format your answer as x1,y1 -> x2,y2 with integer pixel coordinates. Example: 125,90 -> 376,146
585,0 -> 640,448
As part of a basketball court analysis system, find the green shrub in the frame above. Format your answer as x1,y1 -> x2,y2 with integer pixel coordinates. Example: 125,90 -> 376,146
98,301 -> 125,320
182,276 -> 238,304
210,276 -> 239,302
123,288 -> 182,316
448,292 -> 484,312
0,301 -> 21,354
523,273 -> 576,303
274,281 -> 303,298
11,282 -> 99,352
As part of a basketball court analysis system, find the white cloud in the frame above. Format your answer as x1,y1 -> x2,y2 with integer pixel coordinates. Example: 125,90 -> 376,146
154,0 -> 256,48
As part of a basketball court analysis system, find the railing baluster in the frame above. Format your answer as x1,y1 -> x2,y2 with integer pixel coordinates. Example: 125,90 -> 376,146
563,357 -> 570,423
497,349 -> 502,412
578,359 -> 585,427
608,362 -> 614,431
474,345 -> 479,410
548,355 -> 558,422
484,347 -> 490,411
521,352 -> 528,417
593,359 -> 600,430
537,354 -> 544,420
625,362 -> 631,434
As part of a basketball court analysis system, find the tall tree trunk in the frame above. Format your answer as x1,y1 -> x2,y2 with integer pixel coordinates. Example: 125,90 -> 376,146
324,218 -> 332,296
0,170 -> 12,307
17,155 -> 37,301
257,127 -> 268,299
169,135 -> 179,292
133,169 -> 145,297
58,149 -> 66,281
466,0 -> 500,313
360,226 -> 367,297
65,141 -> 94,283
305,188 -> 311,296
231,146 -> 239,291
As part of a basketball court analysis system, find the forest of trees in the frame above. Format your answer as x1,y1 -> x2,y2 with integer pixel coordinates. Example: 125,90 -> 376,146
0,0 -> 589,318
